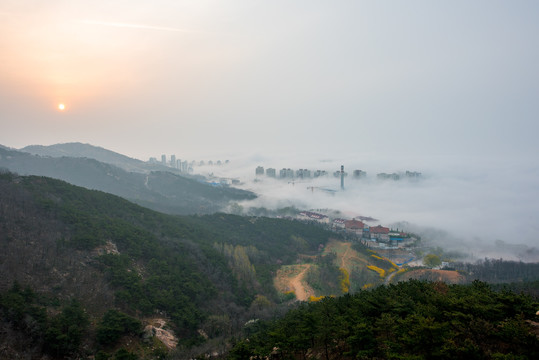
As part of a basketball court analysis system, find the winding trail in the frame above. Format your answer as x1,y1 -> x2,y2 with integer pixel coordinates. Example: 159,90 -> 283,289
385,269 -> 398,285
341,243 -> 351,269
290,264 -> 313,301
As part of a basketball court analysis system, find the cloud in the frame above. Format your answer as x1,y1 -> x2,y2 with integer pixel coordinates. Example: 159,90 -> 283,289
195,153 -> 539,257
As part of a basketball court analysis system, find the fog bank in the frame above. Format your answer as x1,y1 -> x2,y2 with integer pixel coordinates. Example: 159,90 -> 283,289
194,153 -> 538,260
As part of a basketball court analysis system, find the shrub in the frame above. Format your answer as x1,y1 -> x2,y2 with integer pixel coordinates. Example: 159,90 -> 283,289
97,310 -> 142,346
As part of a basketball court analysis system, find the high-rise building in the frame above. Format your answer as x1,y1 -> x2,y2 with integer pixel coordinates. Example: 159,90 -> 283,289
296,169 -> 311,178
181,161 -> 189,172
161,154 -> 166,165
279,168 -> 294,178
256,166 -> 264,176
170,155 -> 176,168
353,170 -> 367,179
405,171 -> 421,178
266,168 -> 276,177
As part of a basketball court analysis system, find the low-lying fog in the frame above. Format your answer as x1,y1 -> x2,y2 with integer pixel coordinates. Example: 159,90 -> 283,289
195,153 -> 539,262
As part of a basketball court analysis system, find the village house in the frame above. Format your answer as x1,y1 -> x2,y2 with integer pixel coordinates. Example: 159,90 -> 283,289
332,218 -> 346,229
389,232 -> 408,247
298,211 -> 330,224
344,219 -> 365,237
370,225 -> 390,242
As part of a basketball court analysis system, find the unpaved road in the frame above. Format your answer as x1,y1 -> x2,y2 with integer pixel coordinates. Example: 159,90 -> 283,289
385,269 -> 398,285
290,264 -> 313,301
340,243 -> 352,270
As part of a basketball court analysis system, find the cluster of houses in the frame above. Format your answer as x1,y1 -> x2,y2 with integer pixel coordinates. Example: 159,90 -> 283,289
297,211 -> 414,249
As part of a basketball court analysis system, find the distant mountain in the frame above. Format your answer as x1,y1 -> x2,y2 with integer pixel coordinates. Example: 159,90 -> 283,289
0,146 -> 255,214
20,142 -> 166,173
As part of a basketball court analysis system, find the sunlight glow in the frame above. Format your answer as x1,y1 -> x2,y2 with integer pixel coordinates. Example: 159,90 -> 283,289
58,103 -> 65,111
80,20 -> 191,33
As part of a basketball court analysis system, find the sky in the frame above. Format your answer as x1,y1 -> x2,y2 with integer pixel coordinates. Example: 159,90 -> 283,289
1,0 -> 538,161
1,1 -> 538,252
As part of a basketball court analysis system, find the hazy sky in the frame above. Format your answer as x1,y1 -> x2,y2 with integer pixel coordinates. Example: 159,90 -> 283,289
1,0 -> 538,162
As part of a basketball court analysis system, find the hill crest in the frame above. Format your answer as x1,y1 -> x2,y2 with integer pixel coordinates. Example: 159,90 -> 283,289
20,142 -> 157,173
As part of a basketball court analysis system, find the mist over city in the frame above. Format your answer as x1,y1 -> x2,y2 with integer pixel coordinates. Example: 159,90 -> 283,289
154,151 -> 538,261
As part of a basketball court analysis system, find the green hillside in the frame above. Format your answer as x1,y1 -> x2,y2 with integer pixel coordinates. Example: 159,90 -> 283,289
0,172 -> 335,358
231,280 -> 539,359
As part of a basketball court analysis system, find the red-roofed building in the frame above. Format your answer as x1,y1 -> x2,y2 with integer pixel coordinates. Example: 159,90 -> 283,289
298,211 -> 329,224
370,225 -> 390,241
333,218 -> 346,229
345,219 -> 365,236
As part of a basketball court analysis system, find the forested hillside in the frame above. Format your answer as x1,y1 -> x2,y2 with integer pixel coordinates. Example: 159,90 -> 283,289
0,146 -> 254,214
0,172 -> 335,359
451,258 -> 539,283
20,142 -> 161,173
230,280 -> 539,360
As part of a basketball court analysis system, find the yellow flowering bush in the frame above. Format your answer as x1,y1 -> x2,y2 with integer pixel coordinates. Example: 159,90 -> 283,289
339,268 -> 350,293
367,265 -> 385,277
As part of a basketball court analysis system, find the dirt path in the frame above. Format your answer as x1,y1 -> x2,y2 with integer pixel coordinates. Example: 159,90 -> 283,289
341,243 -> 352,269
290,264 -> 313,301
385,269 -> 398,285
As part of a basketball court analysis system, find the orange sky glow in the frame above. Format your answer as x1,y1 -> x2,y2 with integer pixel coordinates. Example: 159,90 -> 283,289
1,1 -> 538,162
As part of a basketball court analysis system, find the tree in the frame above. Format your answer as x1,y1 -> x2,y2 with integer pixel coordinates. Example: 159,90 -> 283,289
229,203 -> 243,215
97,309 -> 142,346
424,254 -> 442,268
227,341 -> 253,360
114,348 -> 139,360
44,299 -> 89,357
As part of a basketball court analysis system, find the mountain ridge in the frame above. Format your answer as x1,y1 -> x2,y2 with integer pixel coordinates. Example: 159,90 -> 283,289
0,145 -> 255,215
20,142 -> 164,173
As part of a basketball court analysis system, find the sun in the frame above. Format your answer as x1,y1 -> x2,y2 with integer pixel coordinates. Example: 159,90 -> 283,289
58,103 -> 65,111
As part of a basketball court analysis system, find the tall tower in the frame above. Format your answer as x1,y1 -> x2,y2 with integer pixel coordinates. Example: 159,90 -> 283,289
341,165 -> 345,190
